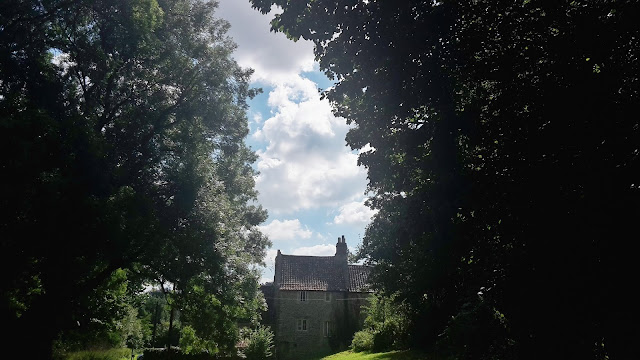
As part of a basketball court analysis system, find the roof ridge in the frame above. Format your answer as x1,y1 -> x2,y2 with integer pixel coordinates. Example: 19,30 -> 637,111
279,254 -> 335,258
276,254 -> 371,292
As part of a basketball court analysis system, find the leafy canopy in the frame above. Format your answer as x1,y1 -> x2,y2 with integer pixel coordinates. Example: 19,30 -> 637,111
1,0 -> 269,357
249,0 -> 639,359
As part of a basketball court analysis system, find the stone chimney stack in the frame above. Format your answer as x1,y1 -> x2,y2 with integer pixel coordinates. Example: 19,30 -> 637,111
335,236 -> 349,290
274,249 -> 282,286
335,235 -> 348,263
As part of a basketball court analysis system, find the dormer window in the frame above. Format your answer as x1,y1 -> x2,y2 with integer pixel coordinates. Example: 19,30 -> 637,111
299,291 -> 308,302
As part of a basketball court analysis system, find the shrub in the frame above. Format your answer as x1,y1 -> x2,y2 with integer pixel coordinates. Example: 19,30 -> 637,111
242,326 -> 274,360
438,300 -> 514,360
351,330 -> 374,352
356,294 -> 411,352
372,327 -> 394,352
178,326 -> 216,355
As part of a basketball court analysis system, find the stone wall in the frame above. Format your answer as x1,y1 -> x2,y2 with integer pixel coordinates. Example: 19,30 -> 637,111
273,289 -> 370,360
260,283 -> 275,327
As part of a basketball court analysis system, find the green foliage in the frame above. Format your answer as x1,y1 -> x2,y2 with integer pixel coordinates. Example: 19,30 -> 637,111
249,0 -> 639,359
141,291 -> 176,348
179,325 -> 216,355
357,295 -> 410,352
1,0 -> 269,357
55,269 -> 150,352
350,331 -> 374,353
241,326 -> 274,360
176,271 -> 267,355
119,304 -> 149,350
438,298 -> 513,360
60,348 -> 132,360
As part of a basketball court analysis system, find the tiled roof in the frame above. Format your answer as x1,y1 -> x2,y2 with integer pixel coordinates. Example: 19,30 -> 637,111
276,254 -> 371,292
348,265 -> 372,292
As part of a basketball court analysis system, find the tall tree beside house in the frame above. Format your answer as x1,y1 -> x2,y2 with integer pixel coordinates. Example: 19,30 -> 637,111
0,0 -> 269,357
249,0 -> 639,359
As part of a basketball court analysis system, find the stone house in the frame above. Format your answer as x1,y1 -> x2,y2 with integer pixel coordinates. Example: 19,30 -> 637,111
261,236 -> 372,359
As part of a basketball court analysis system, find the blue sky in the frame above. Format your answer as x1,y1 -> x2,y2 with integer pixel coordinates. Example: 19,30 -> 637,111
217,0 -> 376,283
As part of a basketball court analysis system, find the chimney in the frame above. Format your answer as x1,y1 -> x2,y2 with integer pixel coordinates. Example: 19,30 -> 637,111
335,235 -> 348,262
274,249 -> 282,286
335,236 -> 349,290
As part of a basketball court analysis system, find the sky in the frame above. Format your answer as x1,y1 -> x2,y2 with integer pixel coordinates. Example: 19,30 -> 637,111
216,0 -> 376,284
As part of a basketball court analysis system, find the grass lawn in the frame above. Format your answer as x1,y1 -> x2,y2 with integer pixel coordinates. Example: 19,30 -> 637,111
319,349 -> 431,360
59,348 -> 142,360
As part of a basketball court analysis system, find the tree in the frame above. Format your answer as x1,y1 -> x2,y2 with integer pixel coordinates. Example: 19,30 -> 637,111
249,0 -> 639,359
241,325 -> 274,360
1,0 -> 269,357
53,269 -> 149,352
142,290 -> 173,348
352,293 -> 410,352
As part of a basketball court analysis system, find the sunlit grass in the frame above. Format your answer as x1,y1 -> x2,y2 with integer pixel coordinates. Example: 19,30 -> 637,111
319,349 -> 431,360
59,348 -> 141,360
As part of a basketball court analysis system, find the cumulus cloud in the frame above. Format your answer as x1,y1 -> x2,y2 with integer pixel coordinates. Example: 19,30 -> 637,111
253,76 -> 368,214
216,0 -> 373,283
358,143 -> 376,155
216,1 -> 369,215
258,219 -> 312,242
333,200 -> 378,227
251,112 -> 263,124
291,244 -> 336,257
216,0 -> 315,82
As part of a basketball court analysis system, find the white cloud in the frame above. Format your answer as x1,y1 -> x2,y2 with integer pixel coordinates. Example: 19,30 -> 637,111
217,0 -> 371,271
251,112 -> 263,124
358,143 -> 376,154
291,244 -> 336,257
216,1 -> 368,215
253,76 -> 368,214
216,0 -> 315,82
315,232 -> 329,242
258,219 -> 312,242
50,50 -> 75,74
333,200 -> 378,227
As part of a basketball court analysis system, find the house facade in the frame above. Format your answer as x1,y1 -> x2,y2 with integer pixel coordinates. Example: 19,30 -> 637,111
263,236 -> 371,359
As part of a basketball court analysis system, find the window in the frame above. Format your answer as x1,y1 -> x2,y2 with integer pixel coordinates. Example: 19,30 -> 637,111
297,319 -> 307,331
324,321 -> 333,337
299,291 -> 307,302
324,292 -> 331,302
